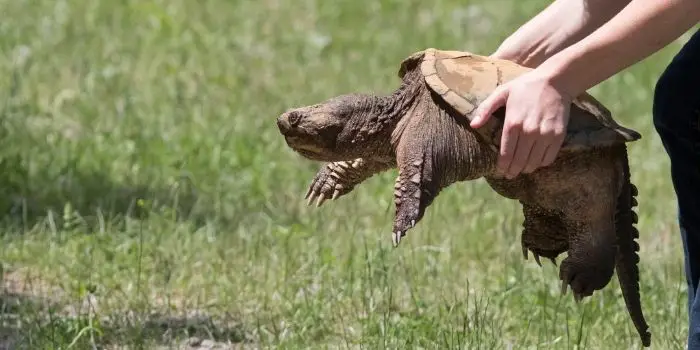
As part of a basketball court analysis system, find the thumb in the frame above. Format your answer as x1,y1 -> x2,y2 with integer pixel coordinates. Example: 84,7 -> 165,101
470,87 -> 508,129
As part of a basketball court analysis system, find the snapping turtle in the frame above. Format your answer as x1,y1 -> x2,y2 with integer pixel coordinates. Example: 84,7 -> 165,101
276,48 -> 650,346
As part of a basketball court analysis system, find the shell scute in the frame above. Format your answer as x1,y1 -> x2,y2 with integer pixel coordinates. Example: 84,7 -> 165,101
407,48 -> 640,150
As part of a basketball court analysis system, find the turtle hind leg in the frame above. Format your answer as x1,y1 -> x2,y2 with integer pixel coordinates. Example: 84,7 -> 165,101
558,216 -> 617,301
521,202 -> 569,266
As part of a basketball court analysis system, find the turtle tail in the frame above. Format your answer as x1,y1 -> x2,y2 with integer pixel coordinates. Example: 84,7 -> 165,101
614,144 -> 651,347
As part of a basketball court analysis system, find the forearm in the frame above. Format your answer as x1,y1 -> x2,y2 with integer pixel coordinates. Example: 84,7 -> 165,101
540,0 -> 700,98
494,0 -> 631,67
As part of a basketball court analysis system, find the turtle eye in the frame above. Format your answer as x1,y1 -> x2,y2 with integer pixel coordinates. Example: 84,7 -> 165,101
287,111 -> 302,127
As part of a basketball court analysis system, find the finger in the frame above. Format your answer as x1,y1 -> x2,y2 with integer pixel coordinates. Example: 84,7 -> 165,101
497,123 -> 520,176
538,115 -> 567,167
523,140 -> 549,174
506,132 -> 535,179
471,87 -> 509,129
541,136 -> 565,166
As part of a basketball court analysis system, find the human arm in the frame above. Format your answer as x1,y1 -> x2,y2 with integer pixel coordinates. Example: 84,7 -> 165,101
492,0 -> 632,67
537,0 -> 700,98
471,0 -> 700,179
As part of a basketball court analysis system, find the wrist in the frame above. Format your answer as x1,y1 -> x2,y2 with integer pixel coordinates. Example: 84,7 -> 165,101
492,35 -> 552,68
535,47 -> 584,99
532,0 -> 700,100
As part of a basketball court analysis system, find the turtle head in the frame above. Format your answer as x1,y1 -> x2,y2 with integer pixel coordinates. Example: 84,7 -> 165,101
277,93 -> 395,162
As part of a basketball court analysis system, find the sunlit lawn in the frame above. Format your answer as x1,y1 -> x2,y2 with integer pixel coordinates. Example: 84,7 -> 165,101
0,0 -> 693,348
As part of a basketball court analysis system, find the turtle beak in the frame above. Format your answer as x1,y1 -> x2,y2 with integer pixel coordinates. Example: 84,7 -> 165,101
276,113 -> 291,135
277,110 -> 303,136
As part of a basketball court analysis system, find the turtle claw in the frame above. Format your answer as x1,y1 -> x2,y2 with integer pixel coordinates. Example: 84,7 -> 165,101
533,254 -> 542,267
304,182 -> 338,207
305,162 -> 359,208
561,280 -> 568,296
392,231 -> 404,247
521,247 -> 548,267
306,191 -> 316,206
391,162 -> 429,248
305,189 -> 325,207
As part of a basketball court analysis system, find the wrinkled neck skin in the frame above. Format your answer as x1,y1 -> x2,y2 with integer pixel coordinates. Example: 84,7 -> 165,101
331,67 -> 499,182
425,88 -> 499,183
391,69 -> 499,184
335,76 -> 424,163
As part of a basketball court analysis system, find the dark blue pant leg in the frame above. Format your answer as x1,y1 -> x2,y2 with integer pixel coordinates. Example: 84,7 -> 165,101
653,28 -> 700,349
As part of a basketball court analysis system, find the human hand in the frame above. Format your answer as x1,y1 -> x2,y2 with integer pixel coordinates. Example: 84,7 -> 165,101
469,70 -> 571,179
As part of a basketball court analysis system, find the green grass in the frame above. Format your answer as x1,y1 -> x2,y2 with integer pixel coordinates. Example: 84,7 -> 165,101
0,0 -> 694,348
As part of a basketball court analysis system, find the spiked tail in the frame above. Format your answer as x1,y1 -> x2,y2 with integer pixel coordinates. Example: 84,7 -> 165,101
614,144 -> 651,347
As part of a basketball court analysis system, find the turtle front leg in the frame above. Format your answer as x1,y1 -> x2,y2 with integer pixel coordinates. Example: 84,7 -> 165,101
391,142 -> 486,246
391,152 -> 442,246
390,102 -> 494,246
305,158 -> 393,207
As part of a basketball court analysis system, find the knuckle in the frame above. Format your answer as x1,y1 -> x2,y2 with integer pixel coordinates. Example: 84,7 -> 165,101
505,118 -> 523,128
552,125 -> 566,137
539,127 -> 556,138
522,124 -> 539,135
505,122 -> 523,134
540,123 -> 562,136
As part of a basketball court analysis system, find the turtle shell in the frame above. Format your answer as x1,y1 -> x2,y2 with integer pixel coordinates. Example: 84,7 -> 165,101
399,48 -> 641,152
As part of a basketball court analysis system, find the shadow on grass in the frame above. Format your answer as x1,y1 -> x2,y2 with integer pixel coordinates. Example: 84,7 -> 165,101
1,291 -> 250,349
0,150 -> 205,232
0,100 -> 212,232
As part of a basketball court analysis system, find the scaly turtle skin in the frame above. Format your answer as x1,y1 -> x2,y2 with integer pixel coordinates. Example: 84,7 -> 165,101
276,48 -> 650,347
